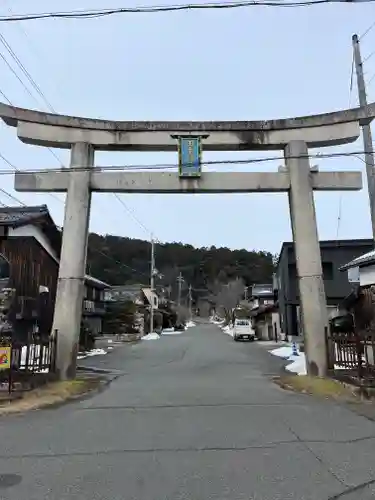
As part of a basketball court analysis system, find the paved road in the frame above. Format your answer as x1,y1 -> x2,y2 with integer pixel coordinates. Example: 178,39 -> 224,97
1,323 -> 375,499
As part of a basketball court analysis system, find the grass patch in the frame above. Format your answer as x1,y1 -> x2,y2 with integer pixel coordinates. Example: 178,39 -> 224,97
0,375 -> 104,415
274,374 -> 361,402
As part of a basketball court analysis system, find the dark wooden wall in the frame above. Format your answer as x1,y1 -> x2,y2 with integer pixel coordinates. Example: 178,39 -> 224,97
0,235 -> 105,340
0,236 -> 58,339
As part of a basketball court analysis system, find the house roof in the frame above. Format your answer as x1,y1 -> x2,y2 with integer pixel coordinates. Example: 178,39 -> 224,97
0,204 -> 50,226
142,288 -> 158,306
339,249 -> 375,271
84,275 -> 111,289
0,204 -> 111,289
0,204 -> 62,258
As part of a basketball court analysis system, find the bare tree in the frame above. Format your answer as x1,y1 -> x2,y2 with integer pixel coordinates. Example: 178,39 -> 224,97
215,278 -> 245,324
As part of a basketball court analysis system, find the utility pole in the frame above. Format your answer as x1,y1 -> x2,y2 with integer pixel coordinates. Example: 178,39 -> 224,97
352,33 -> 375,240
150,236 -> 155,334
188,284 -> 192,321
177,272 -> 184,306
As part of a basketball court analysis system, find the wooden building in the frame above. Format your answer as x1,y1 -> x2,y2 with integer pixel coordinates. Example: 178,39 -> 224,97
0,205 -> 110,340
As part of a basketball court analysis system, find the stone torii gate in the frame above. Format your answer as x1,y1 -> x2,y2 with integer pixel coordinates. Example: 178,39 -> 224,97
0,102 -> 374,380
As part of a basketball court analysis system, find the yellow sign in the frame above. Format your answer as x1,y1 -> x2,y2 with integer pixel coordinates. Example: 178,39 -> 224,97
0,346 -> 11,370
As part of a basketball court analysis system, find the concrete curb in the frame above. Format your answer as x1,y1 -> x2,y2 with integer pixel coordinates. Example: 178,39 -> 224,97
77,365 -> 124,376
0,368 -> 124,417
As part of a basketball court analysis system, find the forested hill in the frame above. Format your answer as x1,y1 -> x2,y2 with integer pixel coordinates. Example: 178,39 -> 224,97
87,233 -> 275,289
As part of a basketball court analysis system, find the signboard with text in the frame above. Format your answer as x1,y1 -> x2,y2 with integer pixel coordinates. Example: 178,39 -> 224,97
178,137 -> 202,178
0,346 -> 11,370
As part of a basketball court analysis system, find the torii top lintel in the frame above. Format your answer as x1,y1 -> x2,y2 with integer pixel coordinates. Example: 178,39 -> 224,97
0,101 -> 374,151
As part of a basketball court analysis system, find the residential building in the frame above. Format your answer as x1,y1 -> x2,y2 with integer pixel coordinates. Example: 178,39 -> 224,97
249,284 -> 280,340
249,284 -> 275,310
276,239 -> 374,337
0,205 -> 111,340
339,249 -> 375,287
103,283 -> 159,335
109,284 -> 158,308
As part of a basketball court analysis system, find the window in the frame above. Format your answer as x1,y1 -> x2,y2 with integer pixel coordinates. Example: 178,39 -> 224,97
322,262 -> 334,280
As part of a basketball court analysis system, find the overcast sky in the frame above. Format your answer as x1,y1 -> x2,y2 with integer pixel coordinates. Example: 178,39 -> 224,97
0,0 -> 375,254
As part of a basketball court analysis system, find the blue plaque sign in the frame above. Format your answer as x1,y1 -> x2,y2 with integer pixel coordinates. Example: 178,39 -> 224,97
178,136 -> 202,178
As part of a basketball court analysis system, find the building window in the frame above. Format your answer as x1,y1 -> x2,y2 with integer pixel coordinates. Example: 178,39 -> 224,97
322,262 -> 334,280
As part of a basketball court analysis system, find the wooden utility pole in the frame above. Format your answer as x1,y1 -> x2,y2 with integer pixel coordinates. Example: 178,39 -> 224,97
352,34 -> 375,239
188,284 -> 192,320
150,236 -> 155,333
177,272 -> 184,306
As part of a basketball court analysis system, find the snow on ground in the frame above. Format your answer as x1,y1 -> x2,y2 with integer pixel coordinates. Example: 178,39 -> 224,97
270,345 -> 348,376
271,346 -> 295,358
142,332 -> 160,340
269,345 -> 305,375
77,348 -> 108,360
210,317 -> 225,325
186,321 -> 196,328
285,355 -> 307,375
162,329 -> 181,336
85,348 -> 107,357
221,325 -> 234,337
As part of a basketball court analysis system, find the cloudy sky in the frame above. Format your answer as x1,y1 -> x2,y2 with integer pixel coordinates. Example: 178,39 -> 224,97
0,0 -> 375,254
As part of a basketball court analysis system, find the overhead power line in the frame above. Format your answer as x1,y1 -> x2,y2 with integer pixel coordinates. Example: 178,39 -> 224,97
0,0 -> 371,23
0,24 -> 155,278
0,148 -> 373,176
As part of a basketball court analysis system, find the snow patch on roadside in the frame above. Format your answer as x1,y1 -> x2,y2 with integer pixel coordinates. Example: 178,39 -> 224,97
142,332 -> 160,340
221,325 -> 234,337
210,316 -> 225,325
77,348 -> 108,360
285,355 -> 307,375
270,345 -> 348,376
271,346 -> 294,359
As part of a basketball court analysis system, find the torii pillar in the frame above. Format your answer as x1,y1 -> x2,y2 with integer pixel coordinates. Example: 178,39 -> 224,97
0,102 -> 373,379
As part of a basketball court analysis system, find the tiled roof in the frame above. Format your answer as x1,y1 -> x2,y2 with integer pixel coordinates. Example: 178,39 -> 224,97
0,205 -> 49,226
84,275 -> 111,289
339,249 -> 375,271
0,204 -> 109,288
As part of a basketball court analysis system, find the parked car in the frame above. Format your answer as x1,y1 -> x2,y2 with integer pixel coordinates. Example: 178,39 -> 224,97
233,318 -> 255,342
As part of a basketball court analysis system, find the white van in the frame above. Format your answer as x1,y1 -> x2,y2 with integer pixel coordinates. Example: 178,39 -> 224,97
233,318 -> 256,342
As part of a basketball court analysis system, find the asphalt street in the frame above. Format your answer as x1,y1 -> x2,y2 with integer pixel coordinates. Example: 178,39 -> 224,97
1,322 -> 375,499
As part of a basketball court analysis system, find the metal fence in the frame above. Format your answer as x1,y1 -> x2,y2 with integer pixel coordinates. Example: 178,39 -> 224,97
0,332 -> 57,395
